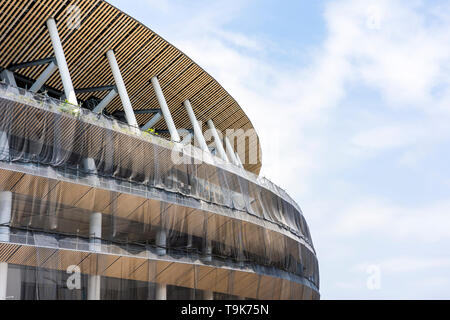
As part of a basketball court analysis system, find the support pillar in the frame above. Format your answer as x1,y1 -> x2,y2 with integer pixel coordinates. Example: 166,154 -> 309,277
46,18 -> 77,105
203,240 -> 212,263
0,191 -> 12,243
183,100 -> 209,152
0,263 -> 7,300
204,290 -> 214,300
88,275 -> 101,301
106,50 -> 138,128
0,131 -> 9,161
88,212 -> 102,300
0,191 -> 12,301
30,62 -> 58,93
156,283 -> 167,300
207,120 -> 228,162
89,212 -> 102,253
82,158 -> 97,175
81,158 -> 99,186
151,77 -> 180,142
187,233 -> 193,249
156,229 -> 167,256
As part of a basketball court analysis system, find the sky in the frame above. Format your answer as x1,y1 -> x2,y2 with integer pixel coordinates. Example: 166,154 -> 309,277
108,0 -> 450,299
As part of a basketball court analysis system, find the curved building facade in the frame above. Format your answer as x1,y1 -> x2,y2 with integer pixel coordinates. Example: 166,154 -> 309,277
0,0 -> 319,300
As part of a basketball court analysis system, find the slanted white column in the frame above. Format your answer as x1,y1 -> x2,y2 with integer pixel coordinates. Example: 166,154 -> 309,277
151,77 -> 180,142
156,283 -> 167,300
207,120 -> 228,162
93,89 -> 117,114
225,136 -> 239,166
141,112 -> 162,132
106,50 -> 138,128
46,18 -> 77,105
0,191 -> 12,301
156,229 -> 166,256
30,62 -> 58,93
183,100 -> 209,152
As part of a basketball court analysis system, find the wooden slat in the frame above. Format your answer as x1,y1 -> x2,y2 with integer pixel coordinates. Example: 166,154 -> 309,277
0,0 -> 262,174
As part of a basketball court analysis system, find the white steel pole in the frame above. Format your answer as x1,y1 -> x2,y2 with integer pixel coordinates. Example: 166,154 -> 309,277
150,77 -> 180,142
106,50 -> 139,128
207,120 -> 229,162
183,100 -> 209,153
46,19 -> 77,105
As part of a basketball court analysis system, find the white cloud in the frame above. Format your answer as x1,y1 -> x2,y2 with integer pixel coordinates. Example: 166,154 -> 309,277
111,0 -> 450,299
354,258 -> 450,275
120,0 -> 450,184
351,125 -> 423,150
324,0 -> 450,108
332,198 -> 450,243
169,0 -> 450,188
144,0 -> 171,13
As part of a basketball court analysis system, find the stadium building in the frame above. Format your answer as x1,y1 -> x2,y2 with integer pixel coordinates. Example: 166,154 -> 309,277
0,0 -> 319,300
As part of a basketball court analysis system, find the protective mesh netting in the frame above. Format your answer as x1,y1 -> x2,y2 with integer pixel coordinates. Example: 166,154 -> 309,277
0,83 -> 319,299
1,229 -> 319,300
